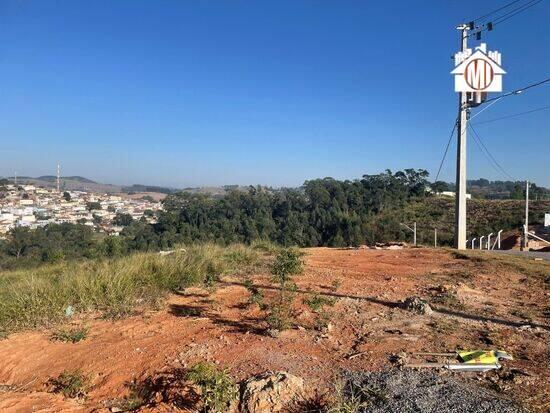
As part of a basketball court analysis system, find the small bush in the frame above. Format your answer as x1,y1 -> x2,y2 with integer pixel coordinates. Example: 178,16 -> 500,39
304,293 -> 336,312
50,370 -> 90,398
331,279 -> 342,292
51,326 -> 89,343
111,389 -> 145,411
266,303 -> 291,331
265,249 -> 304,332
244,278 -> 264,307
325,378 -> 370,413
270,248 -> 304,284
186,362 -> 237,412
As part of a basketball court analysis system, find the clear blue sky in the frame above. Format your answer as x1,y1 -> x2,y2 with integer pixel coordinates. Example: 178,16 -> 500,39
1,1 -> 549,187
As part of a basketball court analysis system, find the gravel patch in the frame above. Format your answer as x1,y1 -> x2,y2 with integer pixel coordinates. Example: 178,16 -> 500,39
342,369 -> 527,413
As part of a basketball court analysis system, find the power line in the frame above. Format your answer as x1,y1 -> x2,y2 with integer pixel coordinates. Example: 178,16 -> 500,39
482,77 -> 550,104
465,0 -> 545,38
434,118 -> 458,182
493,0 -> 545,26
472,0 -> 524,23
473,104 -> 550,125
468,124 -> 515,180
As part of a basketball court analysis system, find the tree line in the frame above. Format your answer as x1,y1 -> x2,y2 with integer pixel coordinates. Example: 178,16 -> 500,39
1,169 -> 549,270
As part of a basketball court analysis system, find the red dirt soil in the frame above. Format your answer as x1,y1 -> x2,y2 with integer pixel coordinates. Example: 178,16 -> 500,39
0,248 -> 548,412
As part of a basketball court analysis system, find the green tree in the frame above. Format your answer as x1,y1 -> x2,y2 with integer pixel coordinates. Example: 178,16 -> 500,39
86,201 -> 101,211
113,213 -> 134,227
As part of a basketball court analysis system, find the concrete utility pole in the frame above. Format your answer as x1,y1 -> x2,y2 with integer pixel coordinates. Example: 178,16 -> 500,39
434,228 -> 438,248
455,24 -> 469,250
400,222 -> 417,247
524,180 -> 530,249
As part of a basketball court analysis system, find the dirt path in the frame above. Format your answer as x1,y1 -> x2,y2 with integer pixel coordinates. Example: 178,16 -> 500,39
0,248 -> 548,412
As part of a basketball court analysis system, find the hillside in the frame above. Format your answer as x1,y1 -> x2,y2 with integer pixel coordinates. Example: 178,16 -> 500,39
0,247 -> 547,411
13,176 -> 122,193
395,198 -> 550,246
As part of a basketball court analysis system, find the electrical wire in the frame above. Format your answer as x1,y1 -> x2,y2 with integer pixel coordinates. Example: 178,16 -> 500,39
472,0 -> 524,23
473,104 -> 550,125
469,97 -> 503,121
468,124 -> 515,180
482,77 -> 550,104
464,0 -> 545,38
492,0 -> 545,25
434,119 -> 458,182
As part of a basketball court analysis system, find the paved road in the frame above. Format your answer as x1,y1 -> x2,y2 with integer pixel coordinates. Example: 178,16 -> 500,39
490,250 -> 550,261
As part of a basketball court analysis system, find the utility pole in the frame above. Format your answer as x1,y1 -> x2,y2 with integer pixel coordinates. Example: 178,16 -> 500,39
454,24 -> 469,250
434,228 -> 438,248
400,222 -> 417,247
57,162 -> 61,192
523,180 -> 529,249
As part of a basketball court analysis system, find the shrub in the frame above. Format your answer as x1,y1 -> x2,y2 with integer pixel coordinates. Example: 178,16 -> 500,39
244,278 -> 264,307
49,370 -> 90,398
51,326 -> 89,343
304,293 -> 336,313
270,248 -> 303,286
266,248 -> 304,332
186,362 -> 237,412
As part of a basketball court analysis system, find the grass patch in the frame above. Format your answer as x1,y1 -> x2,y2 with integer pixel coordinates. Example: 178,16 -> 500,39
186,362 -> 237,412
325,378 -> 374,413
451,250 -> 485,263
110,389 -> 146,411
304,293 -> 336,312
432,292 -> 466,311
51,326 -> 89,343
450,249 -> 550,280
49,369 -> 90,398
0,244 -> 265,336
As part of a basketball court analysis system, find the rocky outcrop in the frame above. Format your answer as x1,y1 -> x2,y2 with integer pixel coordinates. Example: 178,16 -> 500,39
240,371 -> 304,413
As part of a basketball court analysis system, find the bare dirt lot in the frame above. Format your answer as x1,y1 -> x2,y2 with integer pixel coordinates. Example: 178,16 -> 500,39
0,248 -> 548,412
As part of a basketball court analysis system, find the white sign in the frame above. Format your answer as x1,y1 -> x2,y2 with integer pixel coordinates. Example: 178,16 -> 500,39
451,43 -> 505,92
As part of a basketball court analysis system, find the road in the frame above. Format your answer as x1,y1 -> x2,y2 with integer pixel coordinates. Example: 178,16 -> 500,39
490,249 -> 550,261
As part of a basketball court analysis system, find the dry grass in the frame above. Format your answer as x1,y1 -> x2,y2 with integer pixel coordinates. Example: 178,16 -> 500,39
0,244 -> 267,336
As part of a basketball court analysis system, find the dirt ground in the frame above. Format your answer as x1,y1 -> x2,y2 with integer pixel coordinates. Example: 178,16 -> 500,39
0,248 -> 548,412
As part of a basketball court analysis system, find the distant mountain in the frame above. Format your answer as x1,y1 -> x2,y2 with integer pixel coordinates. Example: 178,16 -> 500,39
11,176 -> 121,193
35,175 -> 97,184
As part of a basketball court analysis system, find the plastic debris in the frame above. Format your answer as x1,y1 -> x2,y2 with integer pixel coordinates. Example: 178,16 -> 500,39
405,349 -> 513,372
64,305 -> 74,318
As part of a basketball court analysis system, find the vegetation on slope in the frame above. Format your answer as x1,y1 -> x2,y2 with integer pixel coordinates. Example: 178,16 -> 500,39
2,170 -> 549,272
0,244 -> 266,336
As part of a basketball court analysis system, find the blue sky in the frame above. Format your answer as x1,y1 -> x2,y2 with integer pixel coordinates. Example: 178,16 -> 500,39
1,1 -> 549,187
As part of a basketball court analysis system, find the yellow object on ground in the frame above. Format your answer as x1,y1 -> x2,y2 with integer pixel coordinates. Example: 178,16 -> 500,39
457,350 -> 507,364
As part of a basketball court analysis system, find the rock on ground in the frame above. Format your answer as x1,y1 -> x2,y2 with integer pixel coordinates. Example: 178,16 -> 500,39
342,369 -> 527,413
400,296 -> 433,315
240,371 -> 304,413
